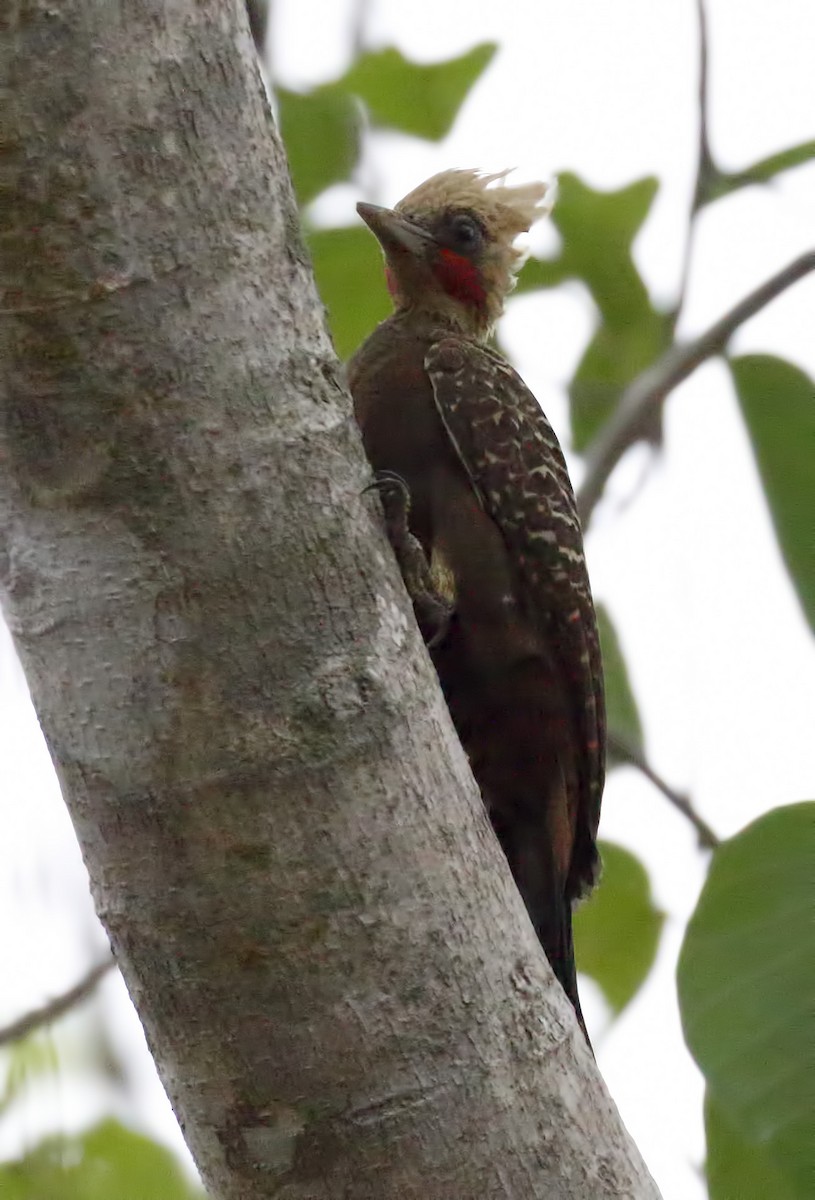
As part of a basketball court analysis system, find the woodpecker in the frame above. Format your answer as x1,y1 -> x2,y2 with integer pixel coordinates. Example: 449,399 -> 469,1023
348,169 -> 605,1037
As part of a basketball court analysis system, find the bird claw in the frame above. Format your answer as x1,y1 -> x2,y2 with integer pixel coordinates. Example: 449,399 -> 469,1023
362,469 -> 411,503
423,603 -> 453,650
363,470 -> 414,550
363,470 -> 453,649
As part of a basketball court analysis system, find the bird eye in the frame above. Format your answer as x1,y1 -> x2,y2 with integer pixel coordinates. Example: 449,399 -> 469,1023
451,214 -> 481,248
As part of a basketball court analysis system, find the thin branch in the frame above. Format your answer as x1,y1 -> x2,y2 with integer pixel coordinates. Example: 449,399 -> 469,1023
0,956 -> 116,1047
608,733 -> 720,850
578,249 -> 815,525
691,0 -> 715,214
349,0 -> 372,60
673,0 -> 714,323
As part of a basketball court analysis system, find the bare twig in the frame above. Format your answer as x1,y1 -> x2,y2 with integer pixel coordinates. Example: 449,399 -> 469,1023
578,249 -> 815,524
349,0 -> 372,60
691,0 -> 715,214
0,957 -> 116,1047
673,0 -> 714,323
609,733 -> 720,850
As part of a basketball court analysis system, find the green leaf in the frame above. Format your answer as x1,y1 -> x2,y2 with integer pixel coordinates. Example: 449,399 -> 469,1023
340,44 -> 497,141
704,140 -> 815,206
0,1035 -> 59,1117
516,174 -> 672,449
515,255 -> 569,293
678,802 -> 815,1196
596,603 -> 644,759
705,1091 -> 799,1200
569,310 -> 673,451
0,1119 -> 204,1199
574,840 -> 664,1015
308,225 -> 390,360
730,355 -> 815,634
277,86 -> 361,206
527,173 -> 659,324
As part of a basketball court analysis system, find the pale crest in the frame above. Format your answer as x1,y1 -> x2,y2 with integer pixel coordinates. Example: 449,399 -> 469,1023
396,168 -> 554,269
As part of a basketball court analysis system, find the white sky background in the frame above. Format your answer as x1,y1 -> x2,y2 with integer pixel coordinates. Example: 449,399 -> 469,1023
1,2 -> 814,1198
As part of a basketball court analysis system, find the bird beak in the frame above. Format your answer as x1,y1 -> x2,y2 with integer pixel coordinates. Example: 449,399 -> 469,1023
357,202 -> 435,259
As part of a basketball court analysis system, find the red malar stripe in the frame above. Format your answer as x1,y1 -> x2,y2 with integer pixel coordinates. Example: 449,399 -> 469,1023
434,248 -> 487,310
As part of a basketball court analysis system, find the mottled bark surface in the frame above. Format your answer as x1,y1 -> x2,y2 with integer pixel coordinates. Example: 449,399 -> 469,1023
1,2 -> 660,1197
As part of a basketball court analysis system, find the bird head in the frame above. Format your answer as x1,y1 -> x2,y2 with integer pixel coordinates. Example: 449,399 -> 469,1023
357,168 -> 553,339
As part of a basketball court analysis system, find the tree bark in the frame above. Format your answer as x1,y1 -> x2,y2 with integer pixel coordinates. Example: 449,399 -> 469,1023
1,2 -> 661,1197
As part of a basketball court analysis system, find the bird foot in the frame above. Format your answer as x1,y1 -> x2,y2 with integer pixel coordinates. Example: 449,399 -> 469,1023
363,471 -> 453,647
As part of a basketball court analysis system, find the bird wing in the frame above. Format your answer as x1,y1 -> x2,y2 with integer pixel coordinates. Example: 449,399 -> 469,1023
425,336 -> 605,882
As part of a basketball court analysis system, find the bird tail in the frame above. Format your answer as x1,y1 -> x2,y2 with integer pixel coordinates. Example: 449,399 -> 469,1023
544,904 -> 591,1047
496,816 -> 591,1046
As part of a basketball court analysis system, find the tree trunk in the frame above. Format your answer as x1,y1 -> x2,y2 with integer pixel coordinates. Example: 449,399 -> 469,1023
1,2 -> 661,1197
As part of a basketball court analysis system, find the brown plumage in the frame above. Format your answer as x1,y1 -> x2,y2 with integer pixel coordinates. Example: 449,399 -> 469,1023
348,169 -> 605,1038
